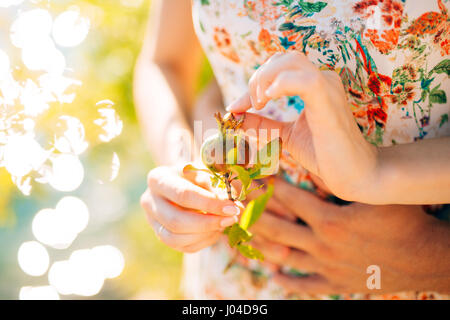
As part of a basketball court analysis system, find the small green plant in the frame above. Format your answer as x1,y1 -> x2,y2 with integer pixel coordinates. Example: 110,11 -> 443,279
184,112 -> 281,263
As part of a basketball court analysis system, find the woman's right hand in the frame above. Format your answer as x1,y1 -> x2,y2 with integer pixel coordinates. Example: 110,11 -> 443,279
227,52 -> 379,204
140,166 -> 241,253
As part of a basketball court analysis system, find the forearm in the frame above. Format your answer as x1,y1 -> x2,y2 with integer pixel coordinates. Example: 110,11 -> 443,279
134,0 -> 208,167
361,137 -> 450,204
134,59 -> 194,166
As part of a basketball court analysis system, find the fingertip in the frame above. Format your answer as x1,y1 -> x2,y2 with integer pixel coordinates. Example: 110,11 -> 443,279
226,104 -> 244,112
253,103 -> 266,110
222,204 -> 240,216
280,246 -> 291,260
226,92 -> 252,112
220,215 -> 238,227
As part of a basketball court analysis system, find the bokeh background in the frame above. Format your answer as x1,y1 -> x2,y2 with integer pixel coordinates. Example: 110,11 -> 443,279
0,0 -> 212,299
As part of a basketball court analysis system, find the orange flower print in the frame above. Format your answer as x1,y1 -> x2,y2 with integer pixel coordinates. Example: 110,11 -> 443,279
389,85 -> 416,106
406,0 -> 449,56
213,27 -> 240,63
257,28 -> 284,55
406,0 -> 448,36
258,28 -> 272,48
354,0 -> 404,54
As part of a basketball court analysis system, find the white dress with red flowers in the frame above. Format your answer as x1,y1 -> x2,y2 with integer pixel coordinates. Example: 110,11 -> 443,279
183,0 -> 450,300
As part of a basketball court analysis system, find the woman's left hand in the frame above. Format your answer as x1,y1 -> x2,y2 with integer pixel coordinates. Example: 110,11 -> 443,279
250,178 -> 450,294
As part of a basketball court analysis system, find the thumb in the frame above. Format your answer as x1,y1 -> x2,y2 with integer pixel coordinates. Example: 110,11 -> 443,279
226,92 -> 252,113
238,112 -> 292,146
238,112 -> 317,176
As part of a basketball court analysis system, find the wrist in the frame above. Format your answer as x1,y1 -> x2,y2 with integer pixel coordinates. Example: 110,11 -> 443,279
330,141 -> 382,204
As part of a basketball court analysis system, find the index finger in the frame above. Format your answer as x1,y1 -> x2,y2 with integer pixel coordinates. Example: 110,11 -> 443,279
148,166 -> 242,216
226,92 -> 252,113
272,177 -> 334,226
142,190 -> 238,233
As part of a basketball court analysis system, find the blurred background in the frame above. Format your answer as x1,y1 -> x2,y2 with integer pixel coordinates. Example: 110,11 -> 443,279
0,0 -> 211,299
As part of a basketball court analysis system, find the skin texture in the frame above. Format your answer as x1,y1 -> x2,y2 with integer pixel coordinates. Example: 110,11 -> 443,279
227,52 -> 450,205
135,0 -> 450,294
250,178 -> 450,294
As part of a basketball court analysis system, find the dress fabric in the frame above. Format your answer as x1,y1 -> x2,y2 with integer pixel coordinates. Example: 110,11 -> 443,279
183,0 -> 450,300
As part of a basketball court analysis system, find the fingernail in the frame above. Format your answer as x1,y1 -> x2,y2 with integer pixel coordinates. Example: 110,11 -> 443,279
222,205 -> 240,216
226,101 -> 239,112
220,215 -> 238,227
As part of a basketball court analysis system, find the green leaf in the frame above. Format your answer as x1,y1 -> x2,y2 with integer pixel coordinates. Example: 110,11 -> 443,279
279,22 -> 315,33
224,223 -> 252,248
297,1 -> 328,14
430,89 -> 447,104
255,138 -> 282,177
279,36 -> 296,50
239,184 -> 274,230
274,0 -> 295,6
210,175 -> 219,188
201,0 -> 210,5
440,114 -> 449,128
236,244 -> 264,261
226,147 -> 237,166
229,165 -> 251,201
431,59 -> 450,76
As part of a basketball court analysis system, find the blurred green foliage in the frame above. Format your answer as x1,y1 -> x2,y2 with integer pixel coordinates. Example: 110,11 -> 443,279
0,0 -> 216,299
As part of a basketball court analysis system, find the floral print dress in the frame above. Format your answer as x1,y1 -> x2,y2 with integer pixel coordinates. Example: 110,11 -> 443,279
183,0 -> 450,300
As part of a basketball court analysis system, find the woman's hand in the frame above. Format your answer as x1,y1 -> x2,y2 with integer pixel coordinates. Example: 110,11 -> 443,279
227,51 -> 450,204
227,51 -> 379,203
140,166 -> 242,253
250,178 -> 450,294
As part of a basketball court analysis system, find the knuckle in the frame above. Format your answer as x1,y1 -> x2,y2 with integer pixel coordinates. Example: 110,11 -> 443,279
252,215 -> 274,235
312,241 -> 331,258
157,227 -> 172,244
310,72 -> 325,88
269,225 -> 284,241
159,234 -> 183,251
165,214 -> 184,233
249,71 -> 259,87
288,50 -> 302,57
174,187 -> 190,205
326,70 -> 341,82
317,217 -> 337,233
205,198 -> 220,213
147,167 -> 163,187
277,72 -> 293,86
140,191 -> 155,215
317,218 -> 346,241
268,52 -> 283,63
286,51 -> 304,63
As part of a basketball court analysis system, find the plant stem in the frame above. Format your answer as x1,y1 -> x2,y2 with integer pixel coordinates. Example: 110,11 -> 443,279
223,251 -> 238,274
224,173 -> 234,201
